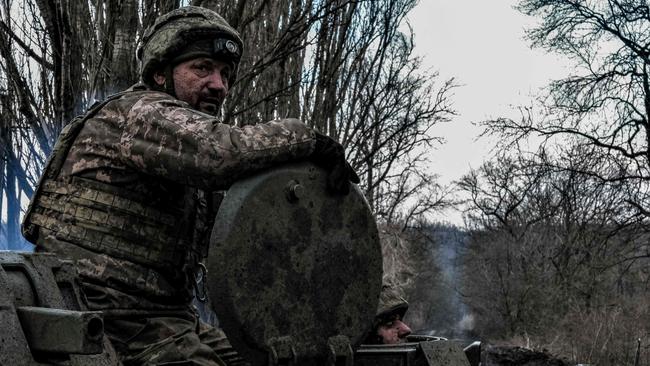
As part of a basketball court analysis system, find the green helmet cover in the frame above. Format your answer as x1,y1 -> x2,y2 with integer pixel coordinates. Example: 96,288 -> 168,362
376,281 -> 409,321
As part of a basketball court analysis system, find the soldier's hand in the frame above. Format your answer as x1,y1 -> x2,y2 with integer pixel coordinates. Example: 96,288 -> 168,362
311,131 -> 360,195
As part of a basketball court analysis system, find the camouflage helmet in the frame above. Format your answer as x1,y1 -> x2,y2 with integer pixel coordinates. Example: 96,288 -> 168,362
138,6 -> 243,86
376,280 -> 409,321
364,279 -> 409,344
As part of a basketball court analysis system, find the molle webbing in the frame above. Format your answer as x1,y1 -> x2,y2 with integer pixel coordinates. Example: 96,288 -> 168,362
22,91 -> 131,242
28,177 -> 191,269
22,89 -> 197,269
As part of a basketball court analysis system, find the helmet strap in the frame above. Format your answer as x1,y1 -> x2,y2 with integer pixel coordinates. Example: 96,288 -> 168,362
164,65 -> 176,97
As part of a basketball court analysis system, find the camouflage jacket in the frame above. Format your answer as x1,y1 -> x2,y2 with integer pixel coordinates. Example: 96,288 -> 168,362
25,84 -> 316,312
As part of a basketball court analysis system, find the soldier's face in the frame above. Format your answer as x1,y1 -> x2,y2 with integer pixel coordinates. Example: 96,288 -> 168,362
156,57 -> 231,115
376,315 -> 412,344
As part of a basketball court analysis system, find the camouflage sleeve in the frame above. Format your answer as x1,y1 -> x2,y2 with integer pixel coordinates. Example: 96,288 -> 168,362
119,93 -> 316,189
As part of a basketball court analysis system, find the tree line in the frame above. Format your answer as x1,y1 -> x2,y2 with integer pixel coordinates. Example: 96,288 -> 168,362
454,0 -> 650,364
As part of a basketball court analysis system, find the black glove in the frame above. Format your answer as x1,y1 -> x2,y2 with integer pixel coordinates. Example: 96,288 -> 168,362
311,131 -> 360,195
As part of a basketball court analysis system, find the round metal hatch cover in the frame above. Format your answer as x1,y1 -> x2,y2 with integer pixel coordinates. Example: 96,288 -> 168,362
207,162 -> 382,365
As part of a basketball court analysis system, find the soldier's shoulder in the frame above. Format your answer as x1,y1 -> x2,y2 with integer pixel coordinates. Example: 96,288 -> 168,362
96,84 -> 209,122
121,84 -> 175,104
98,86 -> 179,116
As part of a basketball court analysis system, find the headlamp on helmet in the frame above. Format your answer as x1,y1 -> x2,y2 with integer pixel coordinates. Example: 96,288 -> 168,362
170,36 -> 242,68
216,38 -> 241,60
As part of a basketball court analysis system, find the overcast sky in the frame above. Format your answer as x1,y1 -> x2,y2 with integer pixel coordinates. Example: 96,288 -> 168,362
406,0 -> 571,224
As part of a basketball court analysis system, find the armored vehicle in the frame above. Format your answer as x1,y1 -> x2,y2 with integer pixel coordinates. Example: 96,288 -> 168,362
1,163 -> 475,366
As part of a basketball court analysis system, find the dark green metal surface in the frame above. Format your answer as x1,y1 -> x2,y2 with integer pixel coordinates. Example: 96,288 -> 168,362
0,251 -> 119,366
207,162 -> 382,365
16,306 -> 104,354
355,338 -> 471,366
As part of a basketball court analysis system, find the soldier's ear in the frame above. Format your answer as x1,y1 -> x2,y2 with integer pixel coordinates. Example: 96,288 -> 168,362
153,71 -> 166,87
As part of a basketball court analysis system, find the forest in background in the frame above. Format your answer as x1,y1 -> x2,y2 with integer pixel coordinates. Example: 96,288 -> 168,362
1,0 -> 650,365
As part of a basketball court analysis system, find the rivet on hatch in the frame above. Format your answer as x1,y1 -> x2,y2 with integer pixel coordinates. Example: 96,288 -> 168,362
285,180 -> 304,202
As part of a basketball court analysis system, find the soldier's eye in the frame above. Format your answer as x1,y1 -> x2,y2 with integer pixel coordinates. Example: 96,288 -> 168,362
192,63 -> 213,77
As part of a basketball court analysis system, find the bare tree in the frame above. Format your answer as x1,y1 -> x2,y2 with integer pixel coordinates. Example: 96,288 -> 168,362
200,0 -> 457,229
483,0 -> 650,219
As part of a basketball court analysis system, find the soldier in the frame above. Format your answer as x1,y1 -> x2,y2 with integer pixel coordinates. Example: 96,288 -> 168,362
366,281 -> 413,344
21,6 -> 357,366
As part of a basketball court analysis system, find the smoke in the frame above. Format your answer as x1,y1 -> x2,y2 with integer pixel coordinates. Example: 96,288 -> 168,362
457,313 -> 475,333
411,223 -> 476,339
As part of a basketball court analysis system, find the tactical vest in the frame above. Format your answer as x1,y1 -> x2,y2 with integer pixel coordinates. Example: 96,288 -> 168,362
22,91 -> 210,272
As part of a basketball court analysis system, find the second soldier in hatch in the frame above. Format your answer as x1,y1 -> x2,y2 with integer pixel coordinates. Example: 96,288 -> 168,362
366,280 -> 413,345
22,6 -> 357,366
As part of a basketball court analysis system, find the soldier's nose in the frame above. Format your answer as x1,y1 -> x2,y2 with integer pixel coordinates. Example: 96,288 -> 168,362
396,320 -> 412,338
206,71 -> 226,91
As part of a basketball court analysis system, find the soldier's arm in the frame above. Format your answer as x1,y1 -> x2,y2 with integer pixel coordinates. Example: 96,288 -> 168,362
120,93 -> 316,189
